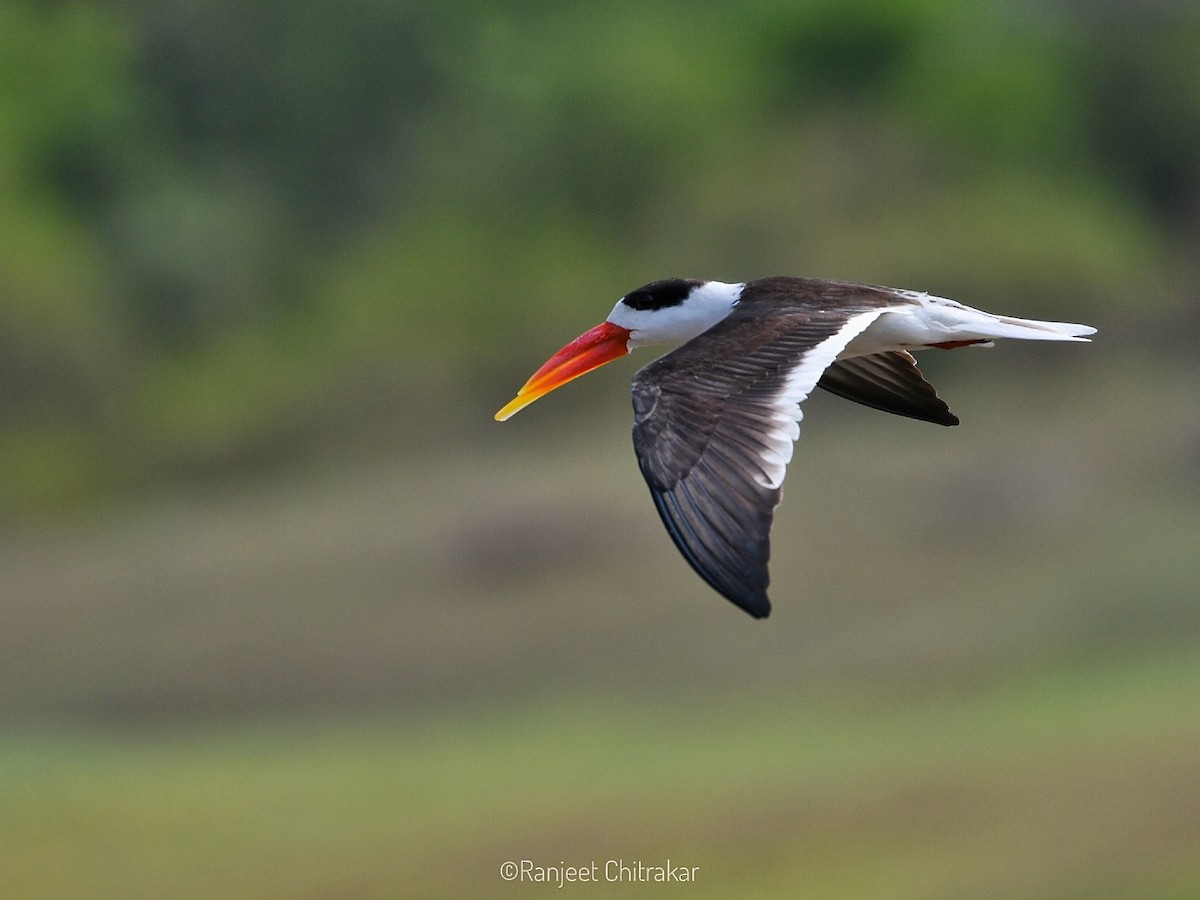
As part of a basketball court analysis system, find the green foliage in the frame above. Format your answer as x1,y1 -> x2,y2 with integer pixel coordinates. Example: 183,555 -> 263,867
0,3 -> 137,512
1067,3 -> 1200,222
1,0 -> 1198,515
0,3 -> 127,331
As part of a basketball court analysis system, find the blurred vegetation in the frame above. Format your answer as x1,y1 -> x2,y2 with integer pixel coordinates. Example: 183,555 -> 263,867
2,0 -> 1198,516
3,2 -> 1200,897
4,652 -> 1199,898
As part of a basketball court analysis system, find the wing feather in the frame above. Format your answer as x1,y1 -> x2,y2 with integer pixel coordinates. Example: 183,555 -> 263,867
632,301 -> 888,616
817,351 -> 959,426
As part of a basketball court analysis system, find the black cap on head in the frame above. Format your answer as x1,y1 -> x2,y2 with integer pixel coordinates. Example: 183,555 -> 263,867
622,278 -> 704,311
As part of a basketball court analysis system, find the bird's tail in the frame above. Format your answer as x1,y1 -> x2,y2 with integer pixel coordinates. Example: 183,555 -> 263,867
916,296 -> 1096,344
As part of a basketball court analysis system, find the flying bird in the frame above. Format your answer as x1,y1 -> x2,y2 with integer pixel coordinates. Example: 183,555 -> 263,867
495,276 -> 1095,618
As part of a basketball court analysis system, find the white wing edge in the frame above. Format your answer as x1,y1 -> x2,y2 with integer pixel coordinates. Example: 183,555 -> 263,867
753,309 -> 887,489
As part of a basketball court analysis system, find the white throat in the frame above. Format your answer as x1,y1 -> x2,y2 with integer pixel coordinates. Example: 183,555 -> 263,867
607,281 -> 744,350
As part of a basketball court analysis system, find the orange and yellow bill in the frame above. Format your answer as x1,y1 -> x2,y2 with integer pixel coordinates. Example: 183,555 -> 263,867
494,322 -> 631,421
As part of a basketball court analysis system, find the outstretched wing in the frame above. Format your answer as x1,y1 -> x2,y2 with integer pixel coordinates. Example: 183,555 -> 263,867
631,303 -> 887,617
818,351 -> 959,426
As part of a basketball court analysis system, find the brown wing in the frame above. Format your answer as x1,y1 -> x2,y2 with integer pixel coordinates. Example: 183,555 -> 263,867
818,351 -> 959,426
631,291 -> 893,617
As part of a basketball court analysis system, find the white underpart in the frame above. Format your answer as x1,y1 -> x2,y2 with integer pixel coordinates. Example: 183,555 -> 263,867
840,291 -> 1097,359
607,281 -> 744,350
753,309 -> 885,489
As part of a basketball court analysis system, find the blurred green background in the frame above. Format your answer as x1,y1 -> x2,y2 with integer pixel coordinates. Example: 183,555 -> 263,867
2,0 -> 1198,896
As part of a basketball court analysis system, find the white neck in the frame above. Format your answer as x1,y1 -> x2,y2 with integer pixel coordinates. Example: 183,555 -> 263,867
607,281 -> 743,350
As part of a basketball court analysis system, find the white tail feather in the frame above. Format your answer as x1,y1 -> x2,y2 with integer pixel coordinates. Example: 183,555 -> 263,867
842,293 -> 1096,358
986,312 -> 1096,341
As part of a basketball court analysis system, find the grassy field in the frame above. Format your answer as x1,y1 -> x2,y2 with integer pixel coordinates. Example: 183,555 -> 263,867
1,361 -> 1198,897
1,650 -> 1198,898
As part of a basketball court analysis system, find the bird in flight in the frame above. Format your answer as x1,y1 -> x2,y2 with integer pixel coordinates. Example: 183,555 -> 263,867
495,276 -> 1095,618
